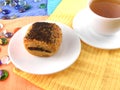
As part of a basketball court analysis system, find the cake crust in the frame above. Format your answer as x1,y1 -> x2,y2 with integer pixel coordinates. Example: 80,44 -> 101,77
24,22 -> 62,57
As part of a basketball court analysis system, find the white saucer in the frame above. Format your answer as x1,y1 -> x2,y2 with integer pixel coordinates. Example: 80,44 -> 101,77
72,8 -> 120,49
8,21 -> 81,74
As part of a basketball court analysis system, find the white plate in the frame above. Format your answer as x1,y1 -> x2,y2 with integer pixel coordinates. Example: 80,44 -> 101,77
8,21 -> 81,74
73,8 -> 120,49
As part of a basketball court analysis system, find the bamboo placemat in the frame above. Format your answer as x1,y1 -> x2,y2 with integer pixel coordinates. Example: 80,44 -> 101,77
14,0 -> 120,90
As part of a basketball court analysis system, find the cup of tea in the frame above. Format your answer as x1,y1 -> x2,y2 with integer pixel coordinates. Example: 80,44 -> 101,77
87,0 -> 120,35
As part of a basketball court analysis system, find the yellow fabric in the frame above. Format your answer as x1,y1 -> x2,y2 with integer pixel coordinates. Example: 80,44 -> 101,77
13,0 -> 120,90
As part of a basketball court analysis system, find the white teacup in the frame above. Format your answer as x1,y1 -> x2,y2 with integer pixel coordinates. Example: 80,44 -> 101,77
87,0 -> 120,35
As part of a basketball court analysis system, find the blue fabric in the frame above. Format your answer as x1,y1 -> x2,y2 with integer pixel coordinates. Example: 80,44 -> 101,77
0,0 -> 61,19
0,0 -> 47,19
47,0 -> 61,15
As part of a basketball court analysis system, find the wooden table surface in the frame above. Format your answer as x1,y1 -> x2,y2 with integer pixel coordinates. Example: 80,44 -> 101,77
0,16 -> 48,90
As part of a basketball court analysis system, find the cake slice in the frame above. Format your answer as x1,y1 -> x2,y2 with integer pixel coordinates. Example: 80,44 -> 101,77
24,22 -> 62,57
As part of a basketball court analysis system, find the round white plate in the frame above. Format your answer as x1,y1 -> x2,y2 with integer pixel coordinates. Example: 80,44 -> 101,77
8,21 -> 81,74
73,8 -> 120,49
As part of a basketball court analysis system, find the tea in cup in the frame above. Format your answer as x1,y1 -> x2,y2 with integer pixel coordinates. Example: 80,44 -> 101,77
88,0 -> 120,35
